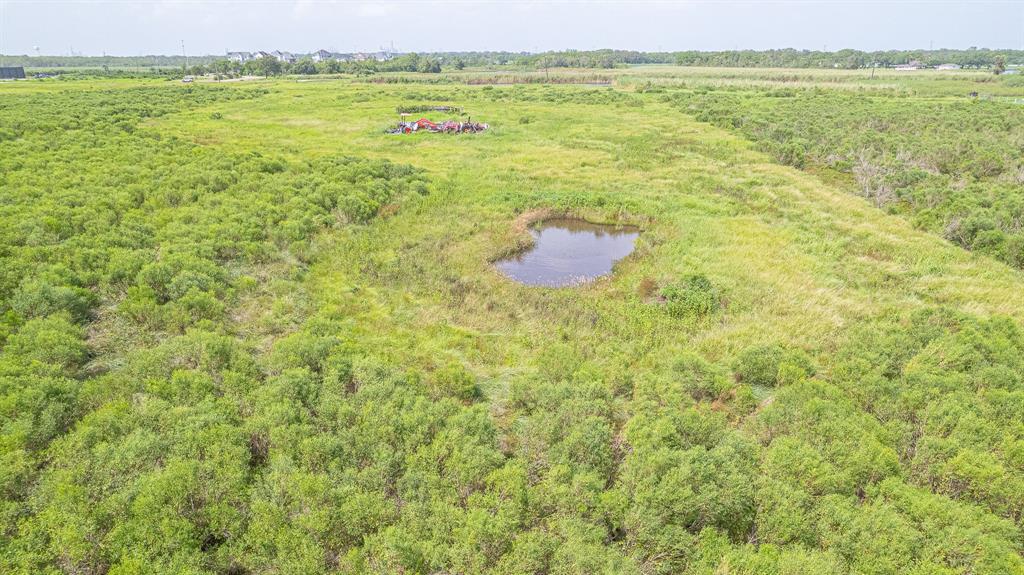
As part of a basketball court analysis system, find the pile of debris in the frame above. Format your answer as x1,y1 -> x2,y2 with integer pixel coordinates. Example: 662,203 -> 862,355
388,117 -> 489,135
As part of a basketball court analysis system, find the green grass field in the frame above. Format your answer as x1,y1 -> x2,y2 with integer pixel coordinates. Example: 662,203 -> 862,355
1,70 -> 1023,574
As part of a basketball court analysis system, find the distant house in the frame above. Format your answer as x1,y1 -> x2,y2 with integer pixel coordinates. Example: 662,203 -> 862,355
311,49 -> 333,63
0,66 -> 26,80
354,51 -> 392,62
936,63 -> 961,70
227,51 -> 252,63
894,60 -> 922,71
271,51 -> 296,63
252,51 -> 273,60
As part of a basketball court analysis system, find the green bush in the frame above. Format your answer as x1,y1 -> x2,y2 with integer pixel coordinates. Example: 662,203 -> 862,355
973,229 -> 1008,258
431,363 -> 479,402
670,89 -> 1024,270
733,345 -> 814,387
3,314 -> 89,373
673,352 -> 731,402
661,274 -> 721,318
10,280 -> 97,323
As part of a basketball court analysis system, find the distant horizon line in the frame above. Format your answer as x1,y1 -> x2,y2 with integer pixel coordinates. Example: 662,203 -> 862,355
4,46 -> 1023,59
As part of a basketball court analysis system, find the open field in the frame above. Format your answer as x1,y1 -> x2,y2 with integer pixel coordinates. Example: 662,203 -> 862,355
1,69 -> 1023,574
341,65 -> 1024,96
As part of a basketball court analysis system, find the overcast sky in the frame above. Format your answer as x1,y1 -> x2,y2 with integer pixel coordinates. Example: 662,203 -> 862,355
1,1 -> 1022,56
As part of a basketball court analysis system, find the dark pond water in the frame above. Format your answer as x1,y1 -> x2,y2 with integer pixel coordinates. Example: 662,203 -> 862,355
495,219 -> 640,287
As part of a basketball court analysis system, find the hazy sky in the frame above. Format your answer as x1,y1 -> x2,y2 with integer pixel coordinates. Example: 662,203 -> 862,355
1,1 -> 1022,56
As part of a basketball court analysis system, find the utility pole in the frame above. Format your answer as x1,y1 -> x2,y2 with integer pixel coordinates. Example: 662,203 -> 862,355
181,39 -> 187,73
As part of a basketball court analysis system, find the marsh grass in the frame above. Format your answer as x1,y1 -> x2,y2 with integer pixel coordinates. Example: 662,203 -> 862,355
140,78 -> 1024,370
5,71 -> 1024,574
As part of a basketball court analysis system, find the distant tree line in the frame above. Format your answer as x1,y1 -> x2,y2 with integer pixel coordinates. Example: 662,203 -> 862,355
680,48 -> 1022,69
0,54 -> 223,68
520,48 -> 1024,69
5,48 -> 1021,77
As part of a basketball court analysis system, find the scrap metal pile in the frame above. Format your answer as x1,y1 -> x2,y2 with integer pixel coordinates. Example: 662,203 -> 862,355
388,117 -> 489,135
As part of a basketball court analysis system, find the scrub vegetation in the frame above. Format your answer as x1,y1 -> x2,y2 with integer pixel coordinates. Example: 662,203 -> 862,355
10,47 -> 1022,76
1,68 -> 1023,574
670,88 -> 1024,268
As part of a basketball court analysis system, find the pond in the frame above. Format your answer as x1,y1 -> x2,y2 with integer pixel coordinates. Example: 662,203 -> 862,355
495,218 -> 640,287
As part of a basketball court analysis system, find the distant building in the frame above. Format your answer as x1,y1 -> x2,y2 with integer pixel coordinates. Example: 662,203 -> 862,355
345,51 -> 394,63
271,51 -> 296,63
897,58 -> 929,70
252,51 -> 273,60
311,49 -> 333,63
0,66 -> 26,80
936,63 -> 961,70
227,51 -> 252,63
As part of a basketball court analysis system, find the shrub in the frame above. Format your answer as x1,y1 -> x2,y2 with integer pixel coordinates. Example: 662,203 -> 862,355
671,89 -> 1024,271
164,288 -> 225,331
771,139 -> 809,168
266,330 -> 340,375
734,345 -> 784,387
972,229 -> 1008,259
136,255 -> 226,303
10,279 -> 97,323
432,363 -> 479,402
661,274 -> 721,318
673,352 -> 731,402
119,285 -> 161,326
1005,234 -> 1024,269
734,345 -> 815,387
3,314 -> 89,373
